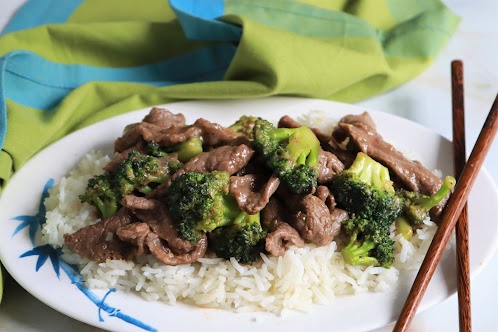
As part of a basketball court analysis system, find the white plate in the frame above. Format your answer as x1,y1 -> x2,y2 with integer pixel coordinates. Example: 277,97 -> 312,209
1,97 -> 497,332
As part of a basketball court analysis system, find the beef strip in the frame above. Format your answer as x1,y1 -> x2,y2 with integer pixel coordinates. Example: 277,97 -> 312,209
115,108 -> 245,153
183,144 -> 254,174
317,150 -> 344,184
229,174 -> 280,214
64,208 -> 134,262
332,112 -> 447,216
143,107 -> 186,128
333,112 -> 443,195
147,144 -> 255,199
116,223 -> 151,256
283,193 -> 338,246
114,108 -> 186,153
314,185 -> 347,237
262,198 -> 305,256
145,233 -> 208,266
122,195 -> 195,254
265,222 -> 305,257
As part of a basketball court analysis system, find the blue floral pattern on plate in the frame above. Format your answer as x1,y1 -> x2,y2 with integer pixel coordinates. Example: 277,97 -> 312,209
11,179 -> 157,332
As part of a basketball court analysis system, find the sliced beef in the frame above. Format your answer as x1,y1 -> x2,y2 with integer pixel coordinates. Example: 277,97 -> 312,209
229,174 -> 280,214
173,144 -> 255,179
314,185 -> 347,237
284,194 -> 338,246
317,150 -> 344,184
145,233 -> 208,266
64,208 -> 134,262
265,222 -> 305,257
143,107 -> 186,128
261,198 -> 304,256
114,109 -> 187,152
122,195 -> 195,254
192,118 -> 247,146
116,223 -> 151,256
333,112 -> 443,195
115,108 -> 244,153
261,197 -> 285,232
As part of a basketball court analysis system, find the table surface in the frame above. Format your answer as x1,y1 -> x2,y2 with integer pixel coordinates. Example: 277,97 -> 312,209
0,1 -> 497,331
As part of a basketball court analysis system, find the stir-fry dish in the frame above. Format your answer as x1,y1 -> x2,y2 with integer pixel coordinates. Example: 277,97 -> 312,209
42,107 -> 455,312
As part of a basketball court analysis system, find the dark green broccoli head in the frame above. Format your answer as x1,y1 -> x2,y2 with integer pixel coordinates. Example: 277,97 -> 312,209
114,151 -> 172,195
399,175 -> 456,225
330,152 -> 402,226
79,174 -> 120,218
331,152 -> 401,268
342,229 -> 395,268
228,115 -> 258,140
145,141 -> 168,157
252,118 -> 320,194
166,171 -> 242,243
208,212 -> 267,263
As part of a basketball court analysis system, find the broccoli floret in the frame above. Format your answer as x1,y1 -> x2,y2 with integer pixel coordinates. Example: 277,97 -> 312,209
342,230 -> 395,268
79,174 -> 120,218
80,150 -> 178,218
330,152 -> 402,268
400,175 -> 456,225
145,141 -> 168,157
330,152 -> 402,224
252,118 -> 320,194
114,151 -> 173,195
146,139 -> 202,163
167,171 -> 255,244
229,115 -> 258,140
209,211 -> 267,263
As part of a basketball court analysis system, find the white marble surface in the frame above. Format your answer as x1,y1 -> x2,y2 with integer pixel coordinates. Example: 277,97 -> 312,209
0,1 -> 497,331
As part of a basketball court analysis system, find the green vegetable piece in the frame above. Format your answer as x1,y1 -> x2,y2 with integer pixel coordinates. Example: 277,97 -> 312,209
229,115 -> 258,140
395,215 -> 413,240
79,174 -> 120,219
331,152 -> 401,268
401,175 -> 456,225
209,211 -> 267,263
252,118 -> 320,194
172,137 -> 203,163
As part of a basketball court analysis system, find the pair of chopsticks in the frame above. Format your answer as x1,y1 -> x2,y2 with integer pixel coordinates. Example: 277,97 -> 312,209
394,61 -> 498,331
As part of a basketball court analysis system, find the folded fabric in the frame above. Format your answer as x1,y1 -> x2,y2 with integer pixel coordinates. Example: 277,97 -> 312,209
0,0 -> 460,190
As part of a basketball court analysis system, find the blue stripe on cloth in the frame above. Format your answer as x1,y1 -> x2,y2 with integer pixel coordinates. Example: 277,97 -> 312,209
0,57 -> 8,150
169,0 -> 242,41
0,44 -> 236,150
2,0 -> 84,35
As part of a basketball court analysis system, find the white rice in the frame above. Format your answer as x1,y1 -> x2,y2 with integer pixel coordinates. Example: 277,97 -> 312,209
41,116 -> 440,314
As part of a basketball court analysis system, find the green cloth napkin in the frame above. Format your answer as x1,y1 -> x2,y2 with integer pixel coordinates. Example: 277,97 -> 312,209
0,0 -> 459,191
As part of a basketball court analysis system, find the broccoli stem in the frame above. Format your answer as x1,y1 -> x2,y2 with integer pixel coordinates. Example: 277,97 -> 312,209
342,233 -> 378,266
395,215 -> 413,240
173,137 -> 203,163
414,175 -> 456,210
95,199 -> 118,219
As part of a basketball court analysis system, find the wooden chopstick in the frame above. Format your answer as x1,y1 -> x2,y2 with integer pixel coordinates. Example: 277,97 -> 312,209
451,60 -> 472,332
393,93 -> 498,332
